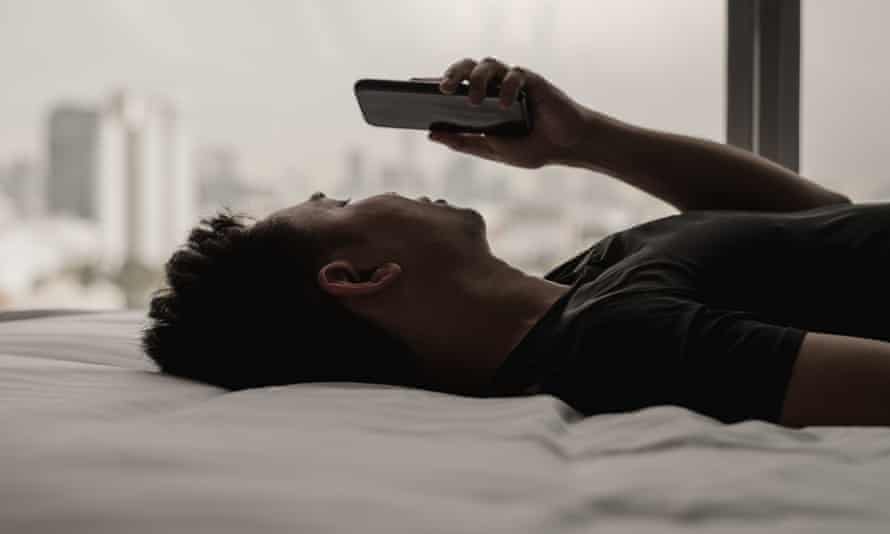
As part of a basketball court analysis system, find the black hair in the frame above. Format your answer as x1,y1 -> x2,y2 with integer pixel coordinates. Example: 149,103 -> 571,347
141,210 -> 425,391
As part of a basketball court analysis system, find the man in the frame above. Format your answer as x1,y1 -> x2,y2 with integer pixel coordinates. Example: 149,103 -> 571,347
144,57 -> 890,428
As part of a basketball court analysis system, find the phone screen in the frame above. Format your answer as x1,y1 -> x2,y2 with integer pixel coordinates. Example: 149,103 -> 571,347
355,80 -> 530,136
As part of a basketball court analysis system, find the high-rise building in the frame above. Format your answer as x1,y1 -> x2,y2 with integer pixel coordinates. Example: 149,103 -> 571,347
48,107 -> 101,219
48,105 -> 126,269
339,147 -> 367,197
196,146 -> 247,211
46,92 -> 195,271
108,92 -> 194,267
441,152 -> 480,203
0,158 -> 44,219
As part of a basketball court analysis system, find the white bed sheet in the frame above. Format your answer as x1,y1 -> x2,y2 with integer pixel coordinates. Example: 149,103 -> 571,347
1,310 -> 889,533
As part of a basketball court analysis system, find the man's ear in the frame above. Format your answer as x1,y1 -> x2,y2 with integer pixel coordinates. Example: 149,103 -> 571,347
317,260 -> 402,298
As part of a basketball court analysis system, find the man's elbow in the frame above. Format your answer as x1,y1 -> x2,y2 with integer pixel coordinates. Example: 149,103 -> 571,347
803,191 -> 852,212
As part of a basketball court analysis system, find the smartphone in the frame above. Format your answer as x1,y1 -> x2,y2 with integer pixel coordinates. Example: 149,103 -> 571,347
354,79 -> 532,136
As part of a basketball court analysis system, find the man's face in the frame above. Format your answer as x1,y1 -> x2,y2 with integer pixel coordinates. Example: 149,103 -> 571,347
265,192 -> 490,278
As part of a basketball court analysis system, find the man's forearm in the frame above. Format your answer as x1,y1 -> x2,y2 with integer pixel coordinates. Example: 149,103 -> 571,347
561,115 -> 851,212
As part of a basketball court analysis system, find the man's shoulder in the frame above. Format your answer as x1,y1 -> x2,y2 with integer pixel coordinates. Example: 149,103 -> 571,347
544,236 -> 615,283
545,212 -> 701,281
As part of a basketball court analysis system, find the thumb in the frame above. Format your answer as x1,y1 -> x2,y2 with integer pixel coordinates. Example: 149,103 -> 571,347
427,131 -> 499,161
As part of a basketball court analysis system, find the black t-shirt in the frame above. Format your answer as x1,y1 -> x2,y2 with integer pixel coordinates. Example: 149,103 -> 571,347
486,202 -> 890,424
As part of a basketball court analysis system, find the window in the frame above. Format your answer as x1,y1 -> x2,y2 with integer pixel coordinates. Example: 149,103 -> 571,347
0,0 -> 726,308
801,0 -> 890,201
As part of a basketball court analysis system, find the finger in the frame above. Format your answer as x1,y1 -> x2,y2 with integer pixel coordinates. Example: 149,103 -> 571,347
428,131 -> 498,161
498,66 -> 528,109
468,57 -> 509,106
440,58 -> 477,94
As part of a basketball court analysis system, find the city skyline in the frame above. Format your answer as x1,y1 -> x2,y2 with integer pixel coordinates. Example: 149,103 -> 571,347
47,91 -> 194,270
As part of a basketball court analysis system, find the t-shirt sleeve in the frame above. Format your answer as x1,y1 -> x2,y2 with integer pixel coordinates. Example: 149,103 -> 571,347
557,295 -> 808,424
666,298 -> 807,423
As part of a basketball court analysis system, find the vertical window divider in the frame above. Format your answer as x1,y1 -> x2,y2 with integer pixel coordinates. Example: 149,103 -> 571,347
727,0 -> 801,172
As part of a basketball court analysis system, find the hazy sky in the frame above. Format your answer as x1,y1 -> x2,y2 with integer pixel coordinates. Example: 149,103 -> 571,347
0,0 -> 887,198
0,0 -> 724,184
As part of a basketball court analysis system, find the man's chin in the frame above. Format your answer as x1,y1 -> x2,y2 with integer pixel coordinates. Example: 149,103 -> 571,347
462,207 -> 486,234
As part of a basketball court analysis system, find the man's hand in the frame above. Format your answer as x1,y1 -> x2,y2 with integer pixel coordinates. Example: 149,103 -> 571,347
428,56 -> 617,170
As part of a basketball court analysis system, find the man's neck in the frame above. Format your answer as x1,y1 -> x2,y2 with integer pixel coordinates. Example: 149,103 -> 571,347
404,259 -> 571,396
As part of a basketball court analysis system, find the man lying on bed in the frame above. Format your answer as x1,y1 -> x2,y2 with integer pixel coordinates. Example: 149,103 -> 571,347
143,56 -> 890,428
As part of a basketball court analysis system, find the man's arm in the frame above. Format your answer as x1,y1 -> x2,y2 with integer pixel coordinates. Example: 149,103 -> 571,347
563,121 -> 852,213
429,56 -> 851,213
781,332 -> 890,427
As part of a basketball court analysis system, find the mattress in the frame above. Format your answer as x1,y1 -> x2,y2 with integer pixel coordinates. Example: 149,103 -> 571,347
1,310 -> 889,533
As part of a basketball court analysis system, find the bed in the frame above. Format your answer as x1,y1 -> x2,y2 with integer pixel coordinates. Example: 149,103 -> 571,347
2,310 -> 889,533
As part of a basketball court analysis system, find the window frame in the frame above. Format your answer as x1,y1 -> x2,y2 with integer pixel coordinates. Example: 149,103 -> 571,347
727,0 -> 801,172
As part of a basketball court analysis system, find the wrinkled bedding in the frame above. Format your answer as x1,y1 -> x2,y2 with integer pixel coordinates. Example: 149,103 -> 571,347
1,311 -> 889,533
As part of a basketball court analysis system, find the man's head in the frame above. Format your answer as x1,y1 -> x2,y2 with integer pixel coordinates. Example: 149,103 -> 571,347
142,192 -> 494,392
